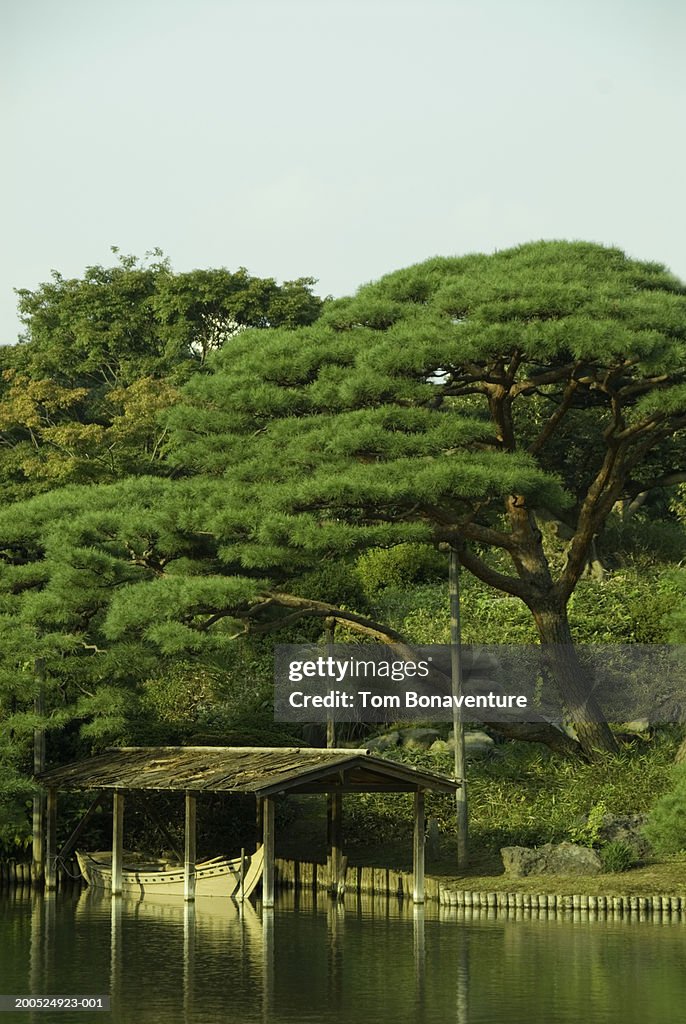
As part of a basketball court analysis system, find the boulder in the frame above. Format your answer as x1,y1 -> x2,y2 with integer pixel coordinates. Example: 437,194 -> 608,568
501,842 -> 603,877
363,730 -> 401,752
464,730 -> 495,755
619,719 -> 650,734
435,730 -> 497,758
598,813 -> 649,857
400,727 -> 441,749
429,739 -> 452,756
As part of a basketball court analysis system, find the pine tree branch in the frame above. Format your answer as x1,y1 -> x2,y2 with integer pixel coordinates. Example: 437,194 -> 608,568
262,593 -> 409,643
451,544 -> 532,601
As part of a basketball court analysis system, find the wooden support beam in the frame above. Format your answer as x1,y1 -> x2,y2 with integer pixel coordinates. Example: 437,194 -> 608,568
413,789 -> 425,905
132,792 -> 184,863
45,788 -> 57,891
58,791 -> 106,862
262,796 -> 275,908
184,791 -> 197,902
111,791 -> 125,896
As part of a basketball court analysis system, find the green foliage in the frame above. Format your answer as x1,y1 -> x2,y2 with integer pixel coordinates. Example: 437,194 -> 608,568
1,252 -> 322,497
343,737 -> 677,853
566,570 -> 679,643
0,800 -> 33,857
600,840 -> 638,873
568,801 -> 607,847
160,241 -> 686,757
602,513 -> 686,569
356,544 -> 446,600
664,570 -> 686,643
643,766 -> 686,855
1,240 -> 685,824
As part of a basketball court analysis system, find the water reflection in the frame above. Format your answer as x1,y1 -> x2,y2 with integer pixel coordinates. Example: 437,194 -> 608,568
109,897 -> 121,1012
4,888 -> 685,1024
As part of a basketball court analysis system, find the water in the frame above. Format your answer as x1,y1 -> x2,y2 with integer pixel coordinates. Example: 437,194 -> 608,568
1,889 -> 685,1024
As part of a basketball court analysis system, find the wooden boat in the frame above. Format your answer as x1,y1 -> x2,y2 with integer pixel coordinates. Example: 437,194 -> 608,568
76,846 -> 264,900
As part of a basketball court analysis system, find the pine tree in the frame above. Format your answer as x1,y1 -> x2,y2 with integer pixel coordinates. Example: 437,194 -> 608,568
166,241 -> 686,757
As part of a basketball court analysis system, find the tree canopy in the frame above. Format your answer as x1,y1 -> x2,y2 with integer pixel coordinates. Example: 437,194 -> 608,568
163,240 -> 686,755
1,238 -> 684,828
0,252 -> 322,497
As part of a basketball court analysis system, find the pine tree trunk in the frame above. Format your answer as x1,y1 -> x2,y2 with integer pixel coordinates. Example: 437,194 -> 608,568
532,602 -> 618,758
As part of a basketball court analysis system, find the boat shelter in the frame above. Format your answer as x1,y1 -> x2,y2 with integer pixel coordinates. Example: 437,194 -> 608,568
36,746 -> 460,906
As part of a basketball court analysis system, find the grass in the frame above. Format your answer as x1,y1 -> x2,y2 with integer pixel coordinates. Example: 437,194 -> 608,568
277,729 -> 686,897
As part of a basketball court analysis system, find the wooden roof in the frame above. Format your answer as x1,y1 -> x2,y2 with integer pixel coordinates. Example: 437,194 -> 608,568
36,746 -> 459,796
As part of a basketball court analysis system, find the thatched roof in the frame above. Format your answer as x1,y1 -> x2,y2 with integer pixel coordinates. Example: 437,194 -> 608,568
36,746 -> 459,796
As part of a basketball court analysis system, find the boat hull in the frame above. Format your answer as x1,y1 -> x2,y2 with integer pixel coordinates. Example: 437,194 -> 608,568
76,851 -> 244,898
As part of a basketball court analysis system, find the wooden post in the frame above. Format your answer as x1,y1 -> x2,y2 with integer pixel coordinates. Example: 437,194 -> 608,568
325,616 -> 336,885
326,617 -> 336,750
413,789 -> 425,904
262,796 -> 275,908
450,547 -> 469,868
45,788 -> 57,891
255,796 -> 264,850
184,792 -> 197,902
111,791 -> 124,896
32,659 -> 46,885
329,791 -> 343,896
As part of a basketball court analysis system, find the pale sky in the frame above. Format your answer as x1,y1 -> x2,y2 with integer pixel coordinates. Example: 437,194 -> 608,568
2,0 -> 685,345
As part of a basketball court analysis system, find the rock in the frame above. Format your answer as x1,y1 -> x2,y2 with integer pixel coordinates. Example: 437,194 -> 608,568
598,813 -> 650,857
615,719 -> 652,743
429,739 -> 452,756
501,842 -> 603,877
619,719 -> 650,734
436,730 -> 497,758
363,730 -> 401,752
464,730 -> 495,754
400,727 -> 441,749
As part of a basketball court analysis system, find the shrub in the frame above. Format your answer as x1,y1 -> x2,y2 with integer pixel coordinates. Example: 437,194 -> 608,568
600,840 -> 638,873
356,544 -> 446,599
568,801 -> 607,847
643,765 -> 686,856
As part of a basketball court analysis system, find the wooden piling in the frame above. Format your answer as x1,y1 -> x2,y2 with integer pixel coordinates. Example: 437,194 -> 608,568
184,792 -> 197,902
413,790 -> 425,904
45,788 -> 57,891
262,796 -> 275,908
328,792 -> 343,895
111,790 -> 124,896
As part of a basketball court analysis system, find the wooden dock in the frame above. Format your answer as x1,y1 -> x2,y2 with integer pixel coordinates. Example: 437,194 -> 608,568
0,856 -> 81,891
4,854 -> 684,920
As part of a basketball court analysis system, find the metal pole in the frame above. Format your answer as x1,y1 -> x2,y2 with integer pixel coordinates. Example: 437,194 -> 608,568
450,547 -> 468,868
